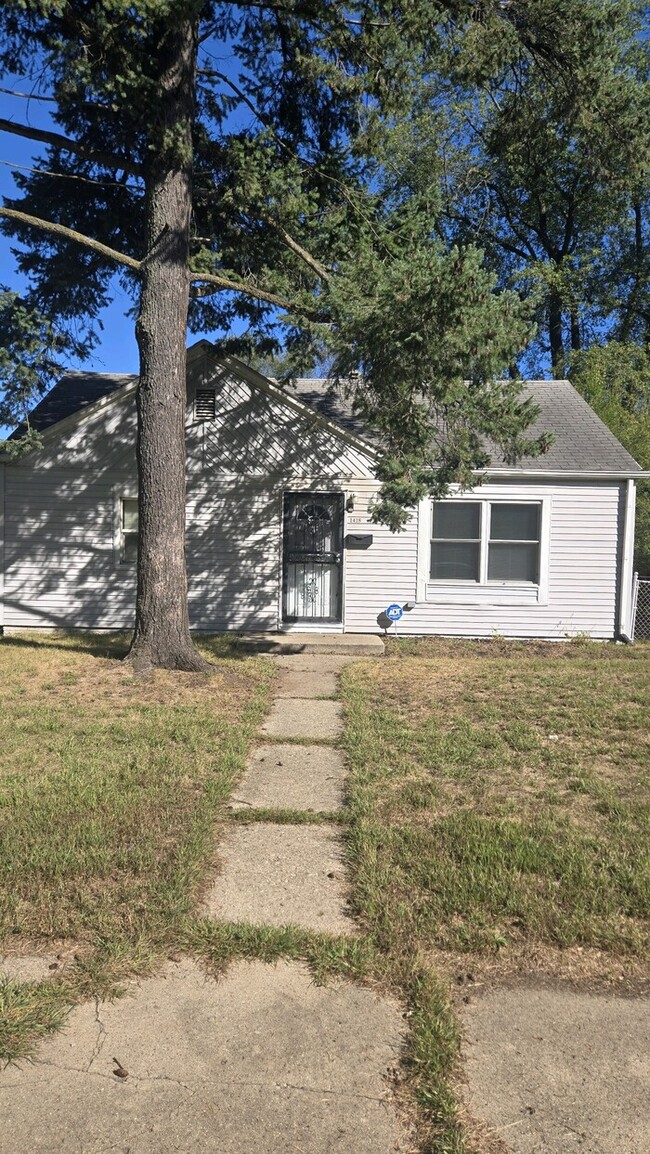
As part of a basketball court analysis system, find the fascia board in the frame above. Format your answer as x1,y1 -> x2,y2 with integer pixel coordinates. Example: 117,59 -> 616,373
482,468 -> 650,480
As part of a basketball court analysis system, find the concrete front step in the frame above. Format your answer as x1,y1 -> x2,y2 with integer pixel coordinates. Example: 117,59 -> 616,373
234,632 -> 385,657
203,823 -> 353,934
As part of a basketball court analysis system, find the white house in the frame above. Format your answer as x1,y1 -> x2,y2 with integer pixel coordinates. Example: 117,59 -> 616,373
0,340 -> 645,640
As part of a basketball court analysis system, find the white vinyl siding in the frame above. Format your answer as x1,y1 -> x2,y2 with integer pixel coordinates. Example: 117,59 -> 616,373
343,480 -> 622,639
3,473 -> 623,639
2,469 -> 137,629
0,356 -> 628,641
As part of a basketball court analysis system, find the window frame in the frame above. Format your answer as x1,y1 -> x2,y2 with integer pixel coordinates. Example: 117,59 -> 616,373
417,492 -> 550,606
113,490 -> 139,566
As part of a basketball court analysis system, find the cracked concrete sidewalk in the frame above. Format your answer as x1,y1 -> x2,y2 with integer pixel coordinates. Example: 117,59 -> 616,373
0,959 -> 409,1154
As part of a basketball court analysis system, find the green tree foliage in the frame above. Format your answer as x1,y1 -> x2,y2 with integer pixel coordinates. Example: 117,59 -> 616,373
0,4 -> 548,487
0,290 -> 66,432
436,0 -> 650,375
570,343 -> 650,571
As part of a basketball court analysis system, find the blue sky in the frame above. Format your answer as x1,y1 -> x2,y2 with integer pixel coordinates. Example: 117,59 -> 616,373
1,85 -> 144,378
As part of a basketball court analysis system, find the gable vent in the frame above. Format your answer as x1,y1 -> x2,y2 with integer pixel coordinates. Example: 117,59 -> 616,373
195,389 -> 216,420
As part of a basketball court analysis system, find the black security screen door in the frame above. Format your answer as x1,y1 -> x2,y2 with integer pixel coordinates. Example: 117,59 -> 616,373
282,492 -> 344,623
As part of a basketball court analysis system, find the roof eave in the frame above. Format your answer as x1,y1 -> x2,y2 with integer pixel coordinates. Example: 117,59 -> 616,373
482,468 -> 650,480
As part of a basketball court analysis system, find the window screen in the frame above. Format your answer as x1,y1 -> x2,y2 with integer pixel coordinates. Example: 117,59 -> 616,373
488,503 -> 540,583
430,502 -> 481,581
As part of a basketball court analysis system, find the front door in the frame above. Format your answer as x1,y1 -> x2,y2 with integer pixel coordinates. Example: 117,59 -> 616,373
282,492 -> 344,623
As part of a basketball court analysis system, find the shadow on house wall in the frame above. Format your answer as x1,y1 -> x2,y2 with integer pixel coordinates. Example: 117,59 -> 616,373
2,361 -> 373,632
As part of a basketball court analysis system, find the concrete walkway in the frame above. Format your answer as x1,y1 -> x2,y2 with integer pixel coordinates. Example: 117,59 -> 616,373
462,985 -> 650,1153
1,642 -> 409,1154
2,959 -> 406,1154
202,652 -> 355,932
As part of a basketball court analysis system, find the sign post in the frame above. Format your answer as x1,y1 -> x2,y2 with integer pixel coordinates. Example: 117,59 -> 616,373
385,603 -> 403,638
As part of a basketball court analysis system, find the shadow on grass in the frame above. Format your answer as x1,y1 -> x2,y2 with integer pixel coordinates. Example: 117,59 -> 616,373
0,631 -> 131,660
0,631 -> 264,663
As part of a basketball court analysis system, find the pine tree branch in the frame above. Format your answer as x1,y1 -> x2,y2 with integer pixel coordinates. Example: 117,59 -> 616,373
260,213 -> 332,282
0,87 -> 57,102
0,205 -> 319,317
189,269 -> 306,311
197,64 -> 384,255
0,118 -> 143,177
0,157 -> 142,192
0,206 -> 142,270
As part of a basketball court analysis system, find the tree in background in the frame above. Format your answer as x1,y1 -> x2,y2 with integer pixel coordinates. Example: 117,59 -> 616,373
570,343 -> 650,573
437,0 -> 650,376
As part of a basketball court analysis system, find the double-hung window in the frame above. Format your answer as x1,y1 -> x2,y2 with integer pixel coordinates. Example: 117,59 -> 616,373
429,500 -> 542,585
120,497 -> 139,563
487,503 -> 540,582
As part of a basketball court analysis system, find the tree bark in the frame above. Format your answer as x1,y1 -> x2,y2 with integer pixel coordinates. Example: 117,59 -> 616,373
127,15 -> 210,672
570,307 -> 581,353
618,201 -> 644,344
548,288 -> 565,378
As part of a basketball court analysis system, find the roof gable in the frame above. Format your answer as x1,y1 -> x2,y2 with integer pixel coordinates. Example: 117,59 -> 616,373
9,348 -> 644,476
10,372 -> 136,440
196,360 -> 374,477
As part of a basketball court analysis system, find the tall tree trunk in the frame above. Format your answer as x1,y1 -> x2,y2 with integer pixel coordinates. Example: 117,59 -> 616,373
128,15 -> 210,672
548,288 -> 565,378
570,308 -> 581,353
618,201 -> 644,343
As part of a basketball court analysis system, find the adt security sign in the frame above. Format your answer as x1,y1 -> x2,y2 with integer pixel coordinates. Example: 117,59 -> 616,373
386,603 -> 403,622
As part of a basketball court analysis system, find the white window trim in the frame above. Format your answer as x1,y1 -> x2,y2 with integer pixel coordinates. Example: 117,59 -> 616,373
113,488 -> 138,567
416,493 -> 551,606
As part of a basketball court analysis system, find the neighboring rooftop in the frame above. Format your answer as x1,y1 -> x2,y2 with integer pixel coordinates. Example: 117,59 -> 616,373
9,366 -> 643,474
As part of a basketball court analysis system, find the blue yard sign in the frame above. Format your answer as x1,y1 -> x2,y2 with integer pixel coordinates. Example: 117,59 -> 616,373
386,603 -> 403,622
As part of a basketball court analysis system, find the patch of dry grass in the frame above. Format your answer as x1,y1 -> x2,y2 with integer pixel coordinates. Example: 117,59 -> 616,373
342,640 -> 650,964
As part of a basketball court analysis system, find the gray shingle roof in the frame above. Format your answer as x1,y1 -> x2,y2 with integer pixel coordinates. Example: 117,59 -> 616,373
9,371 -> 137,440
286,378 -> 369,440
12,368 -> 643,474
500,380 -> 642,472
287,376 -> 643,473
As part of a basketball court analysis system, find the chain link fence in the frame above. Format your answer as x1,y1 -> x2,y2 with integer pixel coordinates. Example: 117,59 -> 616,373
631,575 -> 650,641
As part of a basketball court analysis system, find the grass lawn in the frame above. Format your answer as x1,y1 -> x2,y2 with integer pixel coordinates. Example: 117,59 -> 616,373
0,632 -> 275,1059
339,638 -> 650,1151
342,638 -> 650,966
2,632 -> 649,1153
